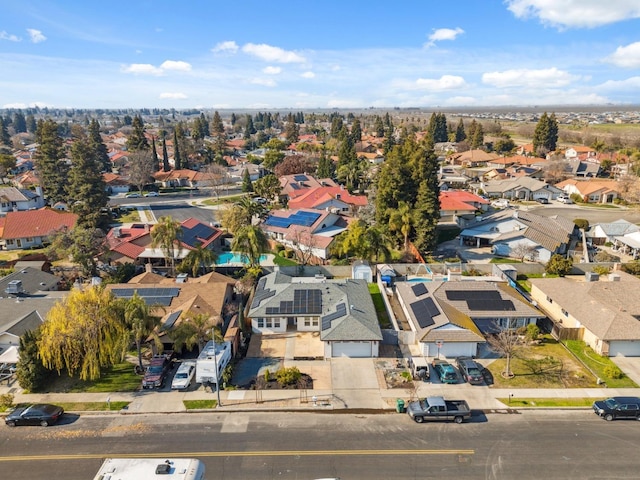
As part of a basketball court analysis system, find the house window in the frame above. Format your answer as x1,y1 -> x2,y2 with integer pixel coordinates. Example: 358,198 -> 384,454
561,309 -> 569,317
546,296 -> 553,304
6,239 -> 14,245
26,237 -> 33,242
257,318 -> 264,328
265,318 -> 273,328
304,316 -> 319,327
273,319 -> 280,328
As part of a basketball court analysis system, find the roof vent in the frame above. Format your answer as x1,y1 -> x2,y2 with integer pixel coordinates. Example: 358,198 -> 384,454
609,273 -> 621,282
585,272 -> 599,282
155,460 -> 172,475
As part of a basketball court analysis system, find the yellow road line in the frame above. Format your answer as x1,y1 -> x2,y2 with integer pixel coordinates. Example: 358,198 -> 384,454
0,449 -> 474,462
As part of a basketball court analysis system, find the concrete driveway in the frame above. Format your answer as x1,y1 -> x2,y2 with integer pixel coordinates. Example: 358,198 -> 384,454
611,356 -> 640,385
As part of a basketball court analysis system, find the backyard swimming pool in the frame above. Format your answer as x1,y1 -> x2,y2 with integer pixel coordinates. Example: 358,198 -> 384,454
215,252 -> 268,265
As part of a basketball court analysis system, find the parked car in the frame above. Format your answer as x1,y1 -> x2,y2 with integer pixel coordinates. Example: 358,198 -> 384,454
253,197 -> 267,204
535,197 -> 549,204
142,355 -> 172,389
432,359 -> 458,384
593,396 -> 640,421
412,357 -> 430,381
406,396 -> 471,424
171,361 -> 196,391
557,195 -> 573,204
125,192 -> 141,198
5,403 -> 64,427
455,357 -> 483,385
491,199 -> 510,209
144,191 -> 159,197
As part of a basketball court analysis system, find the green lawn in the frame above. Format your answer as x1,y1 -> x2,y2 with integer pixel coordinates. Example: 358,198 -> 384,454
184,399 -> 217,409
55,401 -> 130,411
490,257 -> 522,264
272,252 -> 298,266
497,397 -> 594,407
564,340 -> 638,388
201,194 -> 248,206
369,283 -> 391,328
118,210 -> 140,223
41,363 -> 142,393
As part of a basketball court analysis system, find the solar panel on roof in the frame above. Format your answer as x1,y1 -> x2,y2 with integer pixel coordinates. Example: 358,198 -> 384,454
251,288 -> 275,308
144,296 -> 174,306
163,310 -> 182,330
321,302 -> 346,330
466,299 -> 516,311
409,298 -> 439,329
446,290 -> 501,301
293,289 -> 322,314
411,283 -> 428,297
293,175 -> 308,182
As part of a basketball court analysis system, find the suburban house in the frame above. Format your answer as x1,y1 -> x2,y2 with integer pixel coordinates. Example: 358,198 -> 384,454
459,209 -> 575,262
227,162 -> 263,182
566,158 -> 600,178
248,271 -> 382,358
105,218 -> 223,266
529,272 -> 640,357
555,179 -> 621,204
260,208 -> 349,262
447,149 -> 500,167
481,177 -> 563,202
153,169 -> 217,189
586,219 -> 640,246
439,166 -> 473,189
0,208 -> 78,251
564,146 -> 597,161
106,270 -> 237,353
439,190 -> 489,221
103,173 -> 130,194
287,186 -> 368,216
0,187 -> 45,213
395,279 -> 543,358
279,174 -> 338,203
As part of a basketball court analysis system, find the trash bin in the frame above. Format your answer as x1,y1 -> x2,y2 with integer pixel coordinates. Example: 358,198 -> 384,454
396,399 -> 405,413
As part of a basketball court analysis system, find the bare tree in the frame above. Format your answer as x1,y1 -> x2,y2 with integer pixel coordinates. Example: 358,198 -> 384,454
128,150 -> 156,194
289,228 -> 318,268
510,242 -> 538,262
543,159 -> 570,184
487,325 -> 523,379
203,163 -> 230,199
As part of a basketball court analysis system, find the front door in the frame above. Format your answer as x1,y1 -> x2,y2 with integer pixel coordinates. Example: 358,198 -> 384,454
287,317 -> 296,330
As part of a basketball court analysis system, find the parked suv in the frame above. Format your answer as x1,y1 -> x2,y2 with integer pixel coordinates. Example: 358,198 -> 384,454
557,195 -> 573,204
593,396 -> 640,421
432,359 -> 458,384
142,355 -> 172,389
455,357 -> 483,385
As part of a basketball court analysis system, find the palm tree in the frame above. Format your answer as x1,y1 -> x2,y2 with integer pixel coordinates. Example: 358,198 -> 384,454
232,225 -> 268,269
236,196 -> 267,223
388,202 -> 414,251
172,311 -> 222,353
124,292 -> 162,372
181,242 -> 217,277
364,226 -> 392,263
151,216 -> 183,275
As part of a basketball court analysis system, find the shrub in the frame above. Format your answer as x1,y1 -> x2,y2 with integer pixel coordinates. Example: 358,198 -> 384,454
264,369 -> 271,382
525,323 -> 540,341
621,261 -> 640,276
604,364 -> 624,380
591,265 -> 611,276
275,366 -> 302,386
573,219 -> 589,230
0,393 -> 14,410
545,254 -> 573,277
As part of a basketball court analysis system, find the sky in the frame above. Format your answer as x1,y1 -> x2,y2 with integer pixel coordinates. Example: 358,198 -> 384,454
1,0 -> 640,109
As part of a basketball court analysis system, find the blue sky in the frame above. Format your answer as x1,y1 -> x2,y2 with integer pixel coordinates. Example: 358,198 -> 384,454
1,0 -> 640,109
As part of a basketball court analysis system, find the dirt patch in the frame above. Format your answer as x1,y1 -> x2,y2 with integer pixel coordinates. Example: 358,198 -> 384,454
383,369 -> 413,389
250,374 -> 314,390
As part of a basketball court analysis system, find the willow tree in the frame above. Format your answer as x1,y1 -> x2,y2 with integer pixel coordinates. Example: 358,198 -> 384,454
38,287 -> 128,381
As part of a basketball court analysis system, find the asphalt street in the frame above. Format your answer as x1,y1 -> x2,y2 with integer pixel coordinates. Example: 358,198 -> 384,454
1,411 -> 638,480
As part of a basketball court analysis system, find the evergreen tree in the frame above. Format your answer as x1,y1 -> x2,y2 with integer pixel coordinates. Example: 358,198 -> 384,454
0,117 -> 10,146
244,114 -> 256,139
162,139 -> 170,171
126,115 -> 149,151
470,121 -> 484,149
173,129 -> 182,170
412,139 -> 441,254
316,148 -> 335,179
350,117 -> 362,143
67,138 -> 109,227
16,329 -> 49,392
211,111 -> 224,136
13,110 -> 27,133
454,119 -> 466,142
533,112 -> 559,157
35,119 -> 68,204
285,117 -> 300,145
88,119 -> 110,172
151,136 -> 159,172
375,145 -> 415,225
427,112 -> 448,143
241,168 -> 253,193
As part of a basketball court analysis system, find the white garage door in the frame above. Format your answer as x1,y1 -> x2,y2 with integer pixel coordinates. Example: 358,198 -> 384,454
608,341 -> 640,357
424,342 -> 477,358
332,342 -> 372,358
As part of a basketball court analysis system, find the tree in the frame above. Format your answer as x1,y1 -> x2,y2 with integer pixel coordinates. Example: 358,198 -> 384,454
241,168 -> 253,193
487,326 -> 523,379
253,174 -> 281,202
66,137 -> 109,227
412,140 -> 441,255
180,243 -> 217,277
128,150 -> 156,194
454,119 -> 466,142
316,148 -> 335,179
162,139 -> 170,172
88,119 -> 110,172
151,216 -> 183,275
375,146 -> 415,225
532,112 -> 559,157
26,114 -> 37,134
274,155 -> 312,177
0,153 -> 16,183
510,242 -> 538,262
388,202 -> 414,251
47,226 -> 107,278
150,136 -> 159,172
173,129 -> 182,170
124,292 -> 162,372
172,311 -> 222,353
13,110 -> 27,133
330,220 -> 369,260
545,254 -> 573,276
232,225 -> 268,268
364,226 -> 392,263
16,329 -> 50,392
427,112 -> 448,143
126,115 -> 149,151
38,287 -> 128,381
35,119 -> 68,204
0,117 -> 11,146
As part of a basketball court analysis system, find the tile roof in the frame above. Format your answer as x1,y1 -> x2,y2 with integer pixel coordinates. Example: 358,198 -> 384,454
287,186 -> 367,210
1,208 -> 78,240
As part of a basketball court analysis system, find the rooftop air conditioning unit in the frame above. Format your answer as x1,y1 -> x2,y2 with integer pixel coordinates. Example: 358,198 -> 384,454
5,280 -> 24,295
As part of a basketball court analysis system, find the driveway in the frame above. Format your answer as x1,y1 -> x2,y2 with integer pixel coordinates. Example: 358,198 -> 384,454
610,356 -> 640,385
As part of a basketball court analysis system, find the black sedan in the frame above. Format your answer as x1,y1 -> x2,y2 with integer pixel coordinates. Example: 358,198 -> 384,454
5,403 -> 64,427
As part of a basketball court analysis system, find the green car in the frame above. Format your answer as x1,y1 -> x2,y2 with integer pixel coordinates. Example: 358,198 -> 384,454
432,359 -> 458,384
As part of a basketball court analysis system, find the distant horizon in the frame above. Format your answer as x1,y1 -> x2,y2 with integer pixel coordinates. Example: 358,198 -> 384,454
2,1 -> 640,109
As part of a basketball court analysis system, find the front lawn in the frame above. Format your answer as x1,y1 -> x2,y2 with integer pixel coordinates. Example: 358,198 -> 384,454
497,397 -> 594,407
39,362 -> 142,393
184,399 -> 217,409
272,252 -> 298,266
564,340 -> 638,388
485,336 -> 596,388
55,401 -> 130,411
369,283 -> 391,328
490,257 -> 522,264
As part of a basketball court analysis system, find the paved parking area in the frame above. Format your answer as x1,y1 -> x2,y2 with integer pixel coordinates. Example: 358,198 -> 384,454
611,356 -> 640,385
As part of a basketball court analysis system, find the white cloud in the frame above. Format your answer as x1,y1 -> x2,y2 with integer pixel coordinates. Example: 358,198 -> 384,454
160,60 -> 192,72
159,92 -> 187,99
482,67 -> 579,88
301,71 -> 315,79
2,102 -> 48,109
250,77 -> 277,87
263,66 -> 282,75
0,31 -> 21,42
27,29 -> 46,43
242,43 -> 305,63
425,27 -> 464,47
597,76 -> 640,91
604,42 -> 640,68
122,63 -> 164,75
212,41 -> 238,54
505,0 -> 640,28
415,75 -> 467,90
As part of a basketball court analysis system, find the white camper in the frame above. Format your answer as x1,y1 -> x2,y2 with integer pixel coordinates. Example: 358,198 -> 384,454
93,458 -> 205,480
195,340 -> 232,387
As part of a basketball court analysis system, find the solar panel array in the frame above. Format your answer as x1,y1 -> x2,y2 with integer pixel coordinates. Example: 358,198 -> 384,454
263,289 -> 322,316
293,175 -> 309,182
467,299 -> 516,311
182,223 -> 215,246
264,211 -> 321,229
112,287 -> 180,306
322,303 -> 346,330
251,288 -> 275,308
163,310 -> 182,330
410,297 -> 440,329
445,290 -> 501,301
411,283 -> 428,297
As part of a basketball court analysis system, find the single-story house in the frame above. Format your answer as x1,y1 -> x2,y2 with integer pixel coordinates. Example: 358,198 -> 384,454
555,179 -> 621,204
529,272 -> 640,357
439,190 -> 489,221
0,208 -> 78,251
287,186 -> 368,216
586,219 -> 640,246
0,187 -> 45,214
481,177 -> 563,202
248,271 -> 382,358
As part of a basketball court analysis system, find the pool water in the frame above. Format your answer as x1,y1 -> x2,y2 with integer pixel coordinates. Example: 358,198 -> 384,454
216,252 -> 268,265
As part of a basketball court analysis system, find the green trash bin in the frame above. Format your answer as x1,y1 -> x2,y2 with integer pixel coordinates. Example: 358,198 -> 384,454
396,398 -> 405,413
